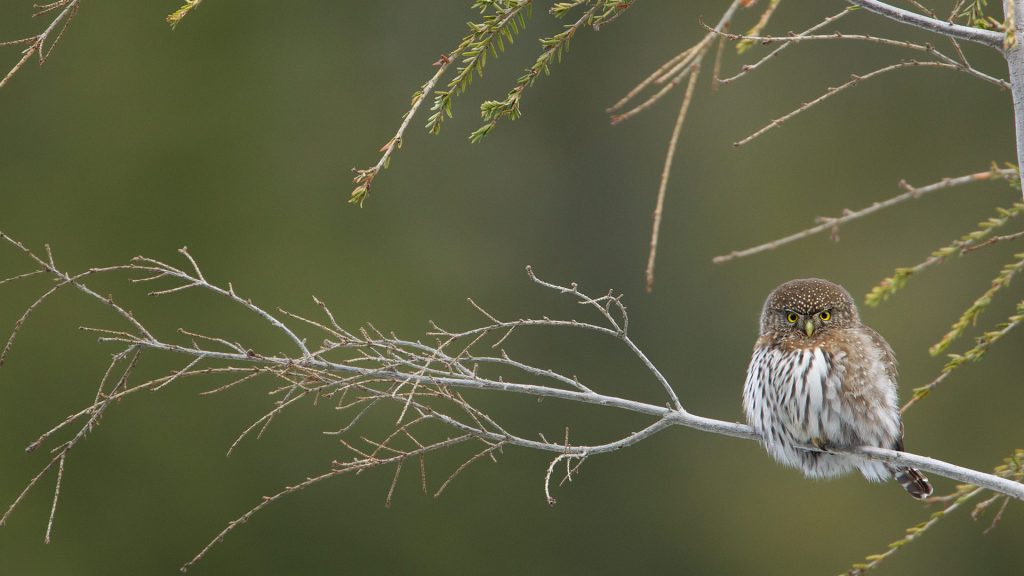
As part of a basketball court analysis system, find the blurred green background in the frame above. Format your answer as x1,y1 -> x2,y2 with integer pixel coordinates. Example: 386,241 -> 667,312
1,1 -> 1021,574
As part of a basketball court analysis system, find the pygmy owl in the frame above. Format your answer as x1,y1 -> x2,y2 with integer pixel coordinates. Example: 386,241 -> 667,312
742,278 -> 932,499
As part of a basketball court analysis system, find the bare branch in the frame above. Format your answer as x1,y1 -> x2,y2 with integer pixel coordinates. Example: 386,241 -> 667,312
44,454 -> 65,544
645,63 -> 701,294
1,235 -> 1022,573
434,441 -> 504,498
713,169 -> 1014,263
131,254 -> 311,357
608,0 -> 742,123
734,60 -> 960,147
181,435 -> 475,572
717,8 -> 853,86
1,0 -> 81,90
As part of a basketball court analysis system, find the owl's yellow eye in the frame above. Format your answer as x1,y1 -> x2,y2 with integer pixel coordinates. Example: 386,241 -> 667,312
819,311 -> 831,321
786,313 -> 798,323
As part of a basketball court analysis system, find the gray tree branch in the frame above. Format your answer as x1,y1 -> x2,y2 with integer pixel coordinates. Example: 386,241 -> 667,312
846,0 -> 1004,48
1,233 -> 1020,542
1006,0 -> 1024,184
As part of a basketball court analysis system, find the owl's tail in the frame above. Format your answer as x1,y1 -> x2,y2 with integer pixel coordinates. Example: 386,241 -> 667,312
893,466 -> 932,500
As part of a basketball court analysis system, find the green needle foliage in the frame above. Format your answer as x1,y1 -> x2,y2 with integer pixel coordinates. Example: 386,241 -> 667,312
866,169 -> 1024,410
941,298 -> 1024,368
930,252 -> 1024,356
865,198 -> 1024,307
426,0 -> 534,136
352,0 -> 632,205
845,449 -> 1023,576
471,0 -> 633,142
166,0 -> 205,29
430,0 -> 634,141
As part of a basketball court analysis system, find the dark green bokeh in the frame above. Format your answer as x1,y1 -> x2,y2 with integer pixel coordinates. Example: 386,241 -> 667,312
1,2 -> 1020,574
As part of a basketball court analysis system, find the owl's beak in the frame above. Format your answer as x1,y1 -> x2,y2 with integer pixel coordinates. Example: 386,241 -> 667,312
804,320 -> 815,337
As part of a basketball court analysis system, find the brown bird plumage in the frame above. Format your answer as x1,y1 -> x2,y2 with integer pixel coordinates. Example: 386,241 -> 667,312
742,278 -> 932,499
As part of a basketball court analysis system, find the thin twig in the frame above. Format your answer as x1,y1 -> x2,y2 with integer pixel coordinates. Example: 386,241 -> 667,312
717,8 -> 852,85
1,0 -> 81,90
433,441 -> 504,498
608,0 -> 742,123
713,169 -> 1012,263
181,435 -> 475,572
711,28 -> 727,92
544,452 -> 582,505
961,229 -> 1024,253
734,60 -> 959,147
607,46 -> 696,113
44,454 -> 65,544
0,269 -> 44,286
645,63 -> 701,293
349,56 -> 453,205
901,370 -> 951,413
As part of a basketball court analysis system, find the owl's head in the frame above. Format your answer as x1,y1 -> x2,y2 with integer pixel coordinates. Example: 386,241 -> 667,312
759,278 -> 859,339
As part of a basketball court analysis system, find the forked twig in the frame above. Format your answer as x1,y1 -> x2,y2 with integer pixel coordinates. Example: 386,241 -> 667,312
1,0 -> 81,90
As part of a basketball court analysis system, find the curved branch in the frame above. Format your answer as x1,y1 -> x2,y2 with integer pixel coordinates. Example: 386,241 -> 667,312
1,236 -> 1021,572
75,318 -> 1024,502
846,0 -> 1004,49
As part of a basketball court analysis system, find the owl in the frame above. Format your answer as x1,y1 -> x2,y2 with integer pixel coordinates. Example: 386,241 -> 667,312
742,278 -> 932,499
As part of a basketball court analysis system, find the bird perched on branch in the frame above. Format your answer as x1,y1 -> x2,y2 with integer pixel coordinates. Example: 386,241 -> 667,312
743,278 -> 932,499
